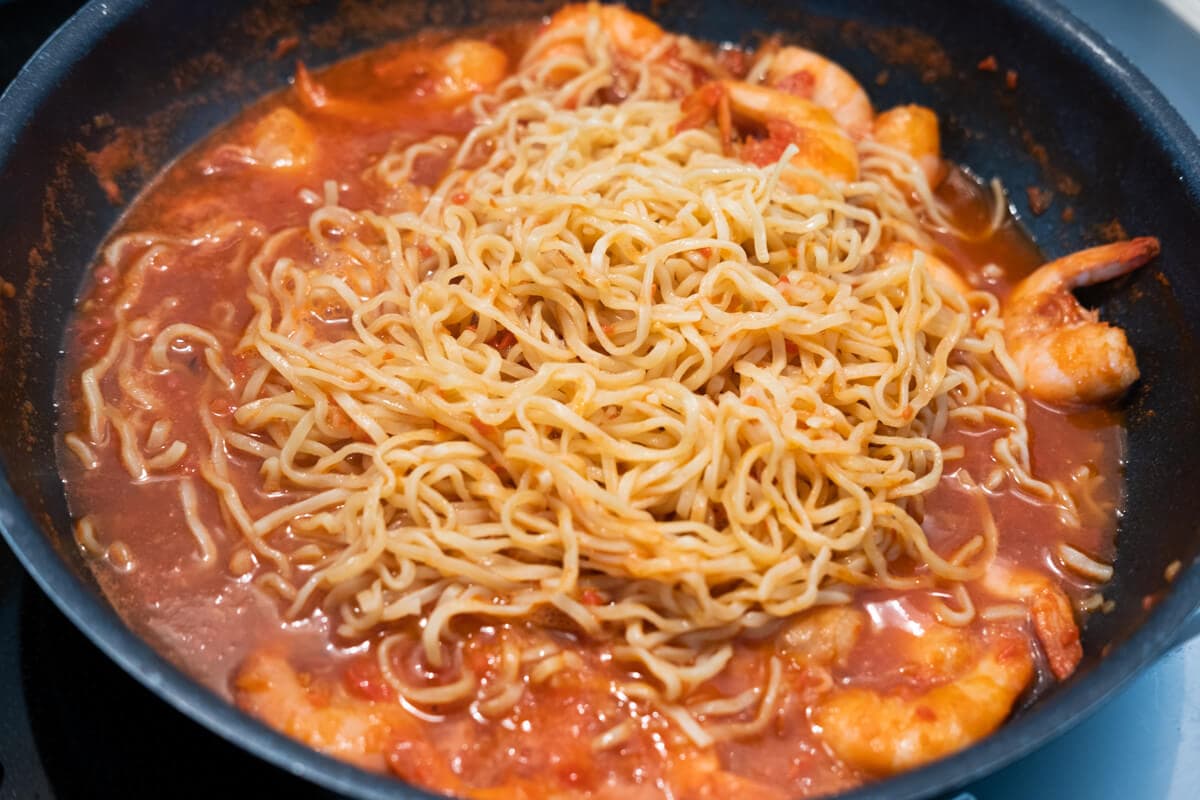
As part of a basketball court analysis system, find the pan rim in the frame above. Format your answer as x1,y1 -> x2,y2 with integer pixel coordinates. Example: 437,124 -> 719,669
1,1 -> 1199,798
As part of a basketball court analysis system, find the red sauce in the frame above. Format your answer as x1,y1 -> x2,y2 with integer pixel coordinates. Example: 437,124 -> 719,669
57,19 -> 1123,800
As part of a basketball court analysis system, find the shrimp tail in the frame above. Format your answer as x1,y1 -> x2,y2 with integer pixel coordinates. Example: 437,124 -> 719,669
1020,236 -> 1160,299
1030,586 -> 1083,680
294,61 -> 327,110
1063,236 -> 1160,288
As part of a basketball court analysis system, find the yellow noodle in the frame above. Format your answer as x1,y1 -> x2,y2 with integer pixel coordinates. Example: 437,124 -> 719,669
74,516 -> 104,555
145,440 -> 188,471
107,409 -> 148,481
703,657 -> 784,740
64,433 -> 99,470
528,651 -> 584,684
144,419 -> 172,452
592,720 -> 635,751
979,603 -> 1028,621
475,639 -> 525,717
62,16 -> 1090,747
178,478 -> 219,566
229,547 -> 257,577
689,688 -> 759,718
660,703 -> 714,748
1057,542 -> 1114,583
932,583 -> 976,627
377,634 -> 478,706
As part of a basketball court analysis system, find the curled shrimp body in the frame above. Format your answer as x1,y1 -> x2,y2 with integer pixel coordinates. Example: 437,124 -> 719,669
419,40 -> 510,103
679,80 -> 859,188
204,107 -> 317,176
813,626 -> 1034,776
981,562 -> 1083,680
529,3 -> 665,69
295,39 -> 509,123
763,46 -> 874,139
1003,237 -> 1159,405
246,108 -> 315,172
779,606 -> 866,669
235,651 -> 414,772
872,104 -> 945,186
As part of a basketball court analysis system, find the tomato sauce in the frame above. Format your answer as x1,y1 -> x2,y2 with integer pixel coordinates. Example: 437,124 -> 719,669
57,18 -> 1123,800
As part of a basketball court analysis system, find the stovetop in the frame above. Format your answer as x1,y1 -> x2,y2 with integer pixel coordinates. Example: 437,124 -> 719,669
2,1 -> 1198,798
0,543 -> 339,799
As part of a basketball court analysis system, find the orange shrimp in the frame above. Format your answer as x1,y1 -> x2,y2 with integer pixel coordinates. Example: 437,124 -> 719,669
981,562 -> 1084,680
1003,237 -> 1158,405
678,79 -> 859,189
872,104 -> 945,186
236,651 -> 416,773
814,626 -> 1034,775
764,46 -> 874,139
295,39 -> 508,123
530,2 -> 665,64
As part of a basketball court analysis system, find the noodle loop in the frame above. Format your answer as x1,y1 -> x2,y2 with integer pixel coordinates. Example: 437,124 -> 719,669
214,73 -> 1037,689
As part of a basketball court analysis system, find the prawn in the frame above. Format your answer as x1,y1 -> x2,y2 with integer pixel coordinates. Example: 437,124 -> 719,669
412,39 -> 509,103
778,605 -> 865,669
763,46 -> 874,139
202,107 -> 316,176
295,39 -> 508,123
528,3 -> 665,70
666,750 -> 791,800
1002,236 -> 1159,405
872,104 -> 945,186
245,107 -> 314,172
235,650 -> 460,788
813,626 -> 1034,775
981,562 -> 1083,680
678,80 -> 859,189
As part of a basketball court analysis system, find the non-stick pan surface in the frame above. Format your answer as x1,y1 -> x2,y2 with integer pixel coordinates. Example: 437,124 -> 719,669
2,2 -> 1199,798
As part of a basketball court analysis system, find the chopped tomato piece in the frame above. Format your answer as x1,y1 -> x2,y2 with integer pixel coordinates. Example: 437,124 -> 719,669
580,587 -> 606,606
489,329 -> 517,355
343,658 -> 394,703
739,120 -> 802,167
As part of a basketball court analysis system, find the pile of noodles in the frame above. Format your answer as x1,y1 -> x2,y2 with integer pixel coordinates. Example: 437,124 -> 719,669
69,14 -> 1088,745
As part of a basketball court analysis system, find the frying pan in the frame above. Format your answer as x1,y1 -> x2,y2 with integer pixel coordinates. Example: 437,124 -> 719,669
2,1 -> 1199,798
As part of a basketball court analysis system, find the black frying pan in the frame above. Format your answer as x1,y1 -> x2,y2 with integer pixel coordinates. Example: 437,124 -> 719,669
2,2 -> 1199,798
